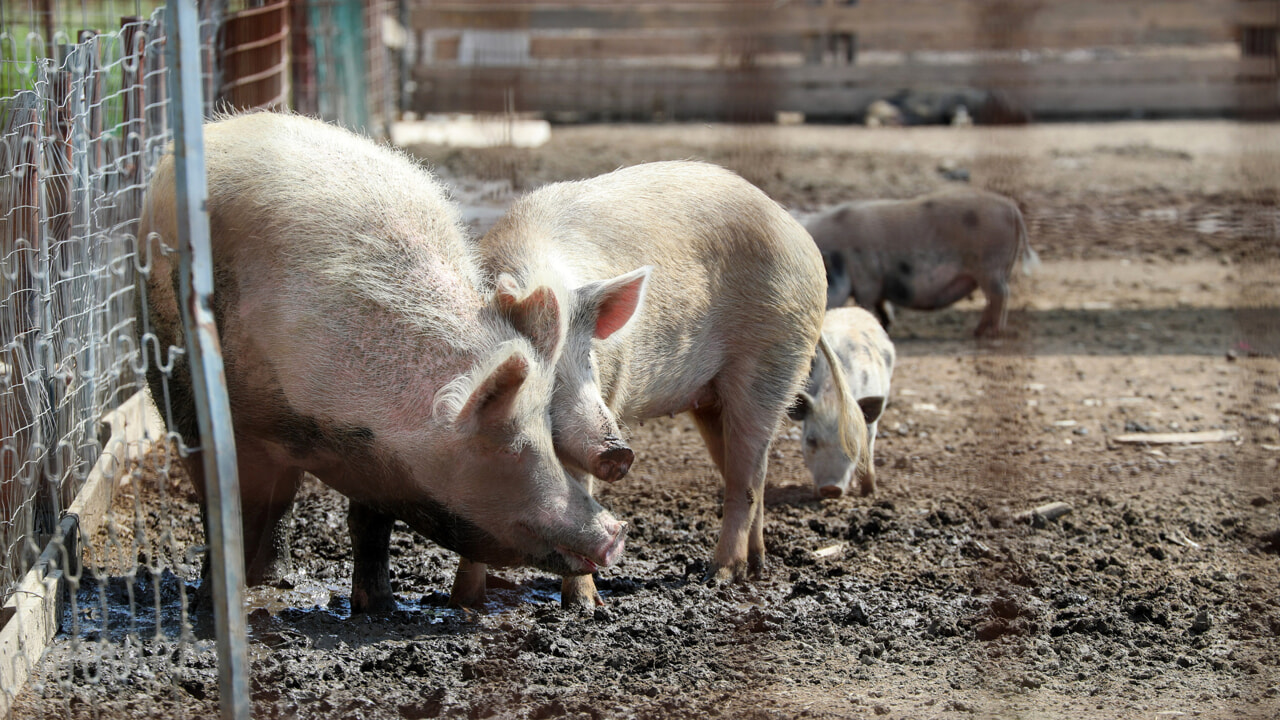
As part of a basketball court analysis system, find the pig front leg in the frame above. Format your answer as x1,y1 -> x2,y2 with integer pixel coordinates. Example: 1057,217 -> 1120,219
874,299 -> 894,329
450,558 -> 489,608
561,574 -> 603,609
559,471 -> 606,608
348,501 -> 397,613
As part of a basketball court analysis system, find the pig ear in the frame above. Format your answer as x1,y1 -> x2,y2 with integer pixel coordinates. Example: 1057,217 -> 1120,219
788,392 -> 814,422
495,275 -> 564,361
858,396 -> 886,424
577,266 -> 651,341
456,352 -> 530,433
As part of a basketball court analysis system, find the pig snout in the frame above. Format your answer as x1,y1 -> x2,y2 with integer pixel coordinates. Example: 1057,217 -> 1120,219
553,517 -> 628,574
590,439 -> 634,482
817,483 -> 845,499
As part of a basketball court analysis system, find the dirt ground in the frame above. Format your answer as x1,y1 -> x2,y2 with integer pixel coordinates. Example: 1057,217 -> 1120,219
11,120 -> 1280,720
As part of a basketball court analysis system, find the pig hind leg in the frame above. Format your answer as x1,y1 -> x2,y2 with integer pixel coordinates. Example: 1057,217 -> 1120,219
975,276 -> 1010,337
693,396 -> 773,583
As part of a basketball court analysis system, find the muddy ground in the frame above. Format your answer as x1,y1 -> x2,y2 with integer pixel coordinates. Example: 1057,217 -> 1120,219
11,120 -> 1280,719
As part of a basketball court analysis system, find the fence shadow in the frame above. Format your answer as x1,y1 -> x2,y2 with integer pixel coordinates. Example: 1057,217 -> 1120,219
890,305 -> 1280,357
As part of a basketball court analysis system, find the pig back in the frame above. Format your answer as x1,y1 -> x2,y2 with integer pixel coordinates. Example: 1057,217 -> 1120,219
813,307 -> 894,403
140,112 -> 487,464
486,161 -> 827,415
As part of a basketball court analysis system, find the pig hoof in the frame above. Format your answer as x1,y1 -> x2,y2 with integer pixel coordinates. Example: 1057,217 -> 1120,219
350,590 -> 397,614
560,575 -> 603,610
560,589 -> 602,610
447,589 -> 487,610
703,563 -> 745,586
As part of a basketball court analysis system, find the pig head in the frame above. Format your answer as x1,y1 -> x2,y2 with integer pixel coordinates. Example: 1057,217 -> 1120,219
492,265 -> 651,484
790,307 -> 896,498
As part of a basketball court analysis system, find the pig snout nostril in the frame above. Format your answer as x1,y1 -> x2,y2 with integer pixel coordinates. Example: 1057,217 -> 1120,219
600,516 -> 624,539
592,520 -> 628,567
818,485 -> 844,499
596,446 -> 635,482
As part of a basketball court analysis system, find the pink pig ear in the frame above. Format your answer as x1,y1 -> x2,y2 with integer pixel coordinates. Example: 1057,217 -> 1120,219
457,351 -> 530,433
586,266 -> 651,340
495,274 -> 564,361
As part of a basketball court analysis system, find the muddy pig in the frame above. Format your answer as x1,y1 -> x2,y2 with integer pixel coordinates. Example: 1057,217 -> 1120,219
446,160 -> 871,608
139,112 -> 624,612
789,306 -> 895,498
809,187 -> 1038,337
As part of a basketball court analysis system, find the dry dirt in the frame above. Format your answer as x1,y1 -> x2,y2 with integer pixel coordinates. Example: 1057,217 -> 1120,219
11,120 -> 1280,720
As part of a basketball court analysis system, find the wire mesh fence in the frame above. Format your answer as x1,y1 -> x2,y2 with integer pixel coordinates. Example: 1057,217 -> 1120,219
0,4 -> 231,717
2,0 -> 398,714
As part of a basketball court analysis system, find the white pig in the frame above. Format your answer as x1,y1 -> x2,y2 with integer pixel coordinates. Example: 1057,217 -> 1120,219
450,160 -> 871,608
139,112 -> 624,612
790,306 -> 895,498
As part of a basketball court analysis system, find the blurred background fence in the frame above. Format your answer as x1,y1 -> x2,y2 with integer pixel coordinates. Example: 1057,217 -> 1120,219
409,0 -> 1280,122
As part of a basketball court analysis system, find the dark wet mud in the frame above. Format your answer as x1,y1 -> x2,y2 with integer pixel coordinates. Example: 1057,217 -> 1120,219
11,121 -> 1280,719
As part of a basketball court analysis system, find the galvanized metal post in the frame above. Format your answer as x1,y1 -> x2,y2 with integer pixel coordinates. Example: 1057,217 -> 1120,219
164,2 -> 250,720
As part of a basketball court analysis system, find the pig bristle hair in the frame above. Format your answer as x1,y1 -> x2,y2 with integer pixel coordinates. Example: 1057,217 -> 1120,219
431,374 -> 475,421
431,337 -> 546,423
202,112 -> 485,351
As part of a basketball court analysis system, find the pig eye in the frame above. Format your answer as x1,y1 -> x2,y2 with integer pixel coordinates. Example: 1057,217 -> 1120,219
804,436 -> 818,449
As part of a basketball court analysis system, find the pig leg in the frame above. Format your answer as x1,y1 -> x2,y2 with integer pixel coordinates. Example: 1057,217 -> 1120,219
862,420 -> 880,496
348,501 -> 397,613
874,299 -> 894,329
975,276 -> 1010,337
232,441 -> 302,586
448,507 -> 604,610
449,558 -> 488,609
561,473 -> 604,609
186,441 -> 300,608
560,571 -> 602,609
692,402 -> 770,582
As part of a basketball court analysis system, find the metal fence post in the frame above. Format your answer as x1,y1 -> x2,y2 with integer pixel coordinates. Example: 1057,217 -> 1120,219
164,2 -> 250,720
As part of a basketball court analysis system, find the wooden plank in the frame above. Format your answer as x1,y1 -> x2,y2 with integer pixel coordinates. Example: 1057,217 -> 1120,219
64,390 -> 165,542
1237,0 -> 1280,26
412,0 -> 1239,51
0,559 -> 59,718
412,53 -> 1266,119
0,390 -> 163,717
1111,430 -> 1240,445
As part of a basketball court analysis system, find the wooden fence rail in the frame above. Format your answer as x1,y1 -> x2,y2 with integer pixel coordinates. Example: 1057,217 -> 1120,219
409,0 -> 1280,121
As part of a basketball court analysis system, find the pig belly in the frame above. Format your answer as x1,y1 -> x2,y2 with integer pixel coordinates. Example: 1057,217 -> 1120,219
628,384 -> 718,423
885,263 -> 977,310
